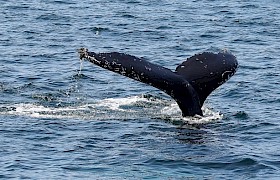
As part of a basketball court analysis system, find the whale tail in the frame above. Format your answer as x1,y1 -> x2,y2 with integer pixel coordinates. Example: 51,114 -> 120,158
78,48 -> 238,117
175,52 -> 238,106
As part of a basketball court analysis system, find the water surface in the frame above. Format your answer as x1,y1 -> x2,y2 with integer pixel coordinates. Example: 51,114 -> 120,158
0,0 -> 280,179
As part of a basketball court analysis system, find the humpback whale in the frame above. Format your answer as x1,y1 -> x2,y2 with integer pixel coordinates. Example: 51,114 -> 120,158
78,48 -> 238,117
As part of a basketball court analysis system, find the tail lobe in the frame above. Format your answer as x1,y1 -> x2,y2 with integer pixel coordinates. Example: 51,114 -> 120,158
175,52 -> 238,105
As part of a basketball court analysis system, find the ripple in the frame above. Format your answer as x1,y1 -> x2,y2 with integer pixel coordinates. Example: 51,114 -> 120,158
36,13 -> 71,21
233,111 -> 249,120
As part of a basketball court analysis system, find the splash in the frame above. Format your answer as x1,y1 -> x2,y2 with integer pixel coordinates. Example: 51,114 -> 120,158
161,103 -> 223,124
184,106 -> 223,124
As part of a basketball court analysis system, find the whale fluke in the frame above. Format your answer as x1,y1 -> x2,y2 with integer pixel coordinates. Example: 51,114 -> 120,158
78,48 -> 238,117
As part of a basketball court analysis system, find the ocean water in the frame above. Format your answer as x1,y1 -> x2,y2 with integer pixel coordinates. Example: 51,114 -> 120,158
0,0 -> 280,179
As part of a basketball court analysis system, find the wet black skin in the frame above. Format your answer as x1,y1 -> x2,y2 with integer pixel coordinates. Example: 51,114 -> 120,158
78,48 -> 238,117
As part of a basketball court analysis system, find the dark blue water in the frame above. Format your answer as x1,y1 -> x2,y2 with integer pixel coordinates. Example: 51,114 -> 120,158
1,0 -> 280,179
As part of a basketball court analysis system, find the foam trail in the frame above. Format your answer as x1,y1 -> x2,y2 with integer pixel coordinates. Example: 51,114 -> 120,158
0,96 -> 160,119
0,96 -> 223,124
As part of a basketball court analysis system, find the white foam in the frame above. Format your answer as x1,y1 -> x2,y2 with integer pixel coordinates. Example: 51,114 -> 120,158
7,103 -> 84,119
161,102 -> 223,124
183,106 -> 223,124
0,96 -> 160,119
161,102 -> 181,115
93,96 -> 143,111
0,96 -> 223,124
